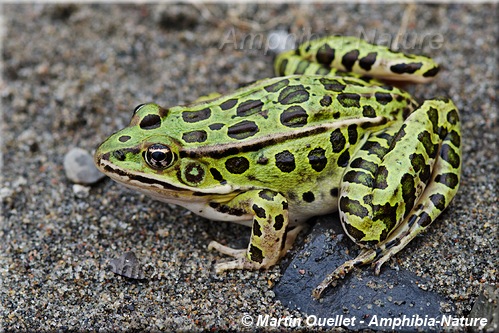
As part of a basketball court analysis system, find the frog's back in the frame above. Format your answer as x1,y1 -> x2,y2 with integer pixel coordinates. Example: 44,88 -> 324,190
164,75 -> 416,150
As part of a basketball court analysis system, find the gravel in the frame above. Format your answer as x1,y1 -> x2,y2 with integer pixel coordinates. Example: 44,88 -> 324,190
1,3 -> 497,332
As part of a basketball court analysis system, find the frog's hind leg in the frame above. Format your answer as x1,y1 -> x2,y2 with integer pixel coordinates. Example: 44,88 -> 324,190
313,98 -> 461,299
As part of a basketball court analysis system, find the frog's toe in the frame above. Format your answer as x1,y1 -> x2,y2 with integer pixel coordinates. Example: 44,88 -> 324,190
213,258 -> 264,273
208,241 -> 246,258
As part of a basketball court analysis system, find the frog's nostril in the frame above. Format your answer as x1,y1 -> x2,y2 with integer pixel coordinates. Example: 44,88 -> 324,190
113,150 -> 126,161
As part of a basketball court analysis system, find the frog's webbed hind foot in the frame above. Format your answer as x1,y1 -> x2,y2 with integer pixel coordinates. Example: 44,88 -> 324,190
312,248 -> 378,299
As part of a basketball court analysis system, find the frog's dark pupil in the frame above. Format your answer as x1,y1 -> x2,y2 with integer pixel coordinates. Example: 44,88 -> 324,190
152,151 -> 165,161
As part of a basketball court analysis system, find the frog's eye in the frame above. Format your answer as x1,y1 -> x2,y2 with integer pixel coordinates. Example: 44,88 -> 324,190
133,103 -> 146,115
144,144 -> 175,169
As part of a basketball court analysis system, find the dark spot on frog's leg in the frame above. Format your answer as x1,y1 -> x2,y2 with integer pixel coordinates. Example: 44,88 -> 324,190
294,60 -> 310,74
118,135 -> 131,142
252,204 -> 266,219
427,107 -> 439,134
274,214 -> 284,230
220,98 -> 238,111
316,44 -> 335,65
390,62 -> 423,74
374,166 -> 389,189
344,223 -> 366,242
374,92 -> 393,105
337,93 -> 361,108
410,153 -> 426,173
361,141 -> 388,158
182,108 -> 211,123
448,130 -> 461,149
351,157 -> 377,174
319,95 -> 332,107
210,168 -> 225,182
307,147 -> 327,172
423,66 -> 440,77
340,197 -> 369,218
430,193 -> 446,211
277,58 -> 288,76
385,238 -> 401,250
419,212 -> 432,227
435,172 -> 459,189
341,49 -> 359,72
359,52 -> 377,71
401,173 -> 416,218
227,120 -> 259,140
280,105 -> 309,128
347,124 -> 358,144
225,156 -> 250,174
440,144 -> 460,168
337,150 -> 350,167
407,214 -> 418,227
373,202 -> 398,236
343,170 -> 374,187
139,114 -> 161,130
275,150 -> 296,173
363,194 -> 372,205
258,189 -> 276,201
249,245 -> 264,264
362,105 -> 376,118
282,201 -> 288,210
236,99 -> 264,117
447,109 -> 459,125
302,191 -> 315,203
330,128 -> 346,153
330,188 -> 339,197
182,130 -> 207,143
252,219 -> 262,237
418,130 -> 438,159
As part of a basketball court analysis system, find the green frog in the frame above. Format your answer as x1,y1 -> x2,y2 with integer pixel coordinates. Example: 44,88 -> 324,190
94,36 -> 461,298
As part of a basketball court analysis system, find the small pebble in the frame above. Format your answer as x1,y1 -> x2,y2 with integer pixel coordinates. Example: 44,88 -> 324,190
109,252 -> 146,280
64,147 -> 105,185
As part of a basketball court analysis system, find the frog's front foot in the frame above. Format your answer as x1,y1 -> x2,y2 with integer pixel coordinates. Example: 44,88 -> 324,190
208,241 -> 266,272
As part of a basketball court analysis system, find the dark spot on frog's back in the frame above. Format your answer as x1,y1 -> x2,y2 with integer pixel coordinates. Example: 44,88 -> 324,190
227,120 -> 259,140
182,108 -> 211,123
139,114 -> 161,130
182,130 -> 207,143
278,85 -> 310,105
280,105 -> 309,128
264,79 -> 289,93
220,99 -> 238,111
337,93 -> 361,108
236,99 -> 264,117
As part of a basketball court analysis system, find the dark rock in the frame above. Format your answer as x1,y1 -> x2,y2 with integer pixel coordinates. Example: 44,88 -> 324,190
275,216 -> 453,331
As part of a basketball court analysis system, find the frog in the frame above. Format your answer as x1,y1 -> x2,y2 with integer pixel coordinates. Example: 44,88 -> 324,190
94,36 -> 461,298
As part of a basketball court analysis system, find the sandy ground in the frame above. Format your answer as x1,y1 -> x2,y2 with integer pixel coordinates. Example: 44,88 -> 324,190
1,3 -> 497,332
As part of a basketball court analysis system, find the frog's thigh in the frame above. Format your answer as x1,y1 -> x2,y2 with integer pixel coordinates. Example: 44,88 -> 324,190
208,189 -> 292,272
314,99 -> 461,298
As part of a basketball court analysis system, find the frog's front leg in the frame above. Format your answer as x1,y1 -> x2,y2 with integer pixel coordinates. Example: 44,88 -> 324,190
208,189 -> 301,272
314,98 -> 461,298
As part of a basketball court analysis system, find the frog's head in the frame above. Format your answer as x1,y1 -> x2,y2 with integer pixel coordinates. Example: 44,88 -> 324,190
94,103 -> 232,202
